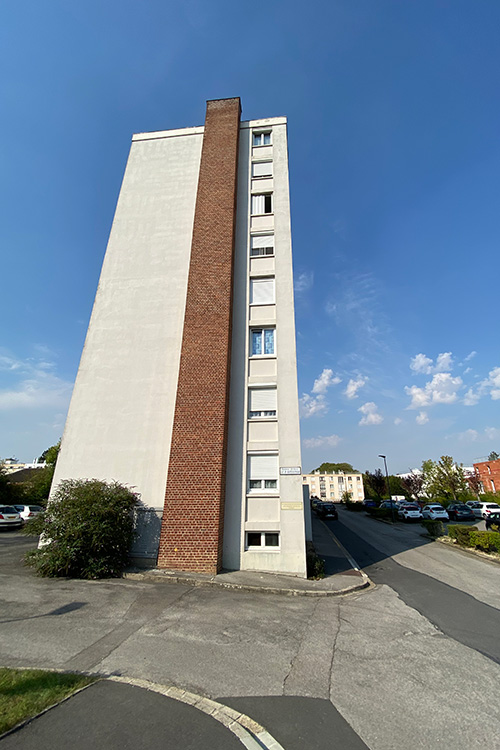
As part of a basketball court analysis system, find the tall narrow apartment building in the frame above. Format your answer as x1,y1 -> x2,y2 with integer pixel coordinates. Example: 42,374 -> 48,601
51,98 -> 307,577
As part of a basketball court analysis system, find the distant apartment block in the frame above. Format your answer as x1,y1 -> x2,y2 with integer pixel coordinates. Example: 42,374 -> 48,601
473,459 -> 500,494
50,97 -> 307,577
303,471 -> 365,502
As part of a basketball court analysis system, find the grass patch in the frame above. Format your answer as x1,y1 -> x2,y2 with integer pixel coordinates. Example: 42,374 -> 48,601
0,668 -> 95,735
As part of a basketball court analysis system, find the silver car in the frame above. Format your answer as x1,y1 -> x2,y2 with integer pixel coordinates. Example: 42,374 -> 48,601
0,505 -> 23,529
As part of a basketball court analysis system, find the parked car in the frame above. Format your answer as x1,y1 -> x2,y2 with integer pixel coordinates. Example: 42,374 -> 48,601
474,502 -> 500,520
311,497 -> 323,511
447,503 -> 476,522
485,512 -> 500,531
397,504 -> 423,522
13,504 -> 44,522
466,501 -> 481,510
0,505 -> 23,529
379,500 -> 399,509
422,504 -> 449,521
315,502 -> 338,520
362,498 -> 377,507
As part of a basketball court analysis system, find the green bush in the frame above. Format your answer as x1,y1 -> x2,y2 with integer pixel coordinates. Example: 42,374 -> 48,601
448,524 -> 477,546
469,531 -> 500,554
24,479 -> 139,579
366,507 -> 396,520
345,502 -> 366,512
421,519 -> 446,537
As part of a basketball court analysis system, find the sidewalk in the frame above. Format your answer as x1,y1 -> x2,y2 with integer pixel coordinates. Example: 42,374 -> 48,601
124,516 -> 370,597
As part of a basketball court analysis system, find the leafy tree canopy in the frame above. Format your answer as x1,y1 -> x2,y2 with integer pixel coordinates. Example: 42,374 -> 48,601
38,440 -> 61,466
312,462 -> 357,474
421,455 -> 469,502
488,451 -> 499,461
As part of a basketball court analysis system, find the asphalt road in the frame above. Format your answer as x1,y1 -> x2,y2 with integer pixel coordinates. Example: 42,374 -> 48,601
327,509 -> 500,664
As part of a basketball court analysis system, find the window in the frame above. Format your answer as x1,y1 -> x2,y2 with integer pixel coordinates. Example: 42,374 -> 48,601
251,193 -> 273,215
250,277 -> 275,305
246,532 -> 279,548
251,328 -> 275,356
253,132 -> 271,147
250,234 -> 274,257
249,388 -> 277,418
248,453 -> 278,492
252,161 -> 273,178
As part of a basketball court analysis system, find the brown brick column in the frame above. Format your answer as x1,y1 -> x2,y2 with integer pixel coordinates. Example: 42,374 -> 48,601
157,97 -> 241,573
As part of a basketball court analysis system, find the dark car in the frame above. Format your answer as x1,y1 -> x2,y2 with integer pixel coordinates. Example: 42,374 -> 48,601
362,498 -> 377,507
315,502 -> 338,520
447,503 -> 476,522
485,512 -> 500,531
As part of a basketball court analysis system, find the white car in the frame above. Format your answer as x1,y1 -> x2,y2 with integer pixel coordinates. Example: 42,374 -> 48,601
0,505 -> 23,529
473,502 -> 500,519
397,504 -> 423,522
13,504 -> 44,522
422,504 -> 449,521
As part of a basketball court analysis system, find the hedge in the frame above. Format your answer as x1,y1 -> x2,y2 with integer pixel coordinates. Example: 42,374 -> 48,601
420,519 -> 446,538
448,525 -> 500,554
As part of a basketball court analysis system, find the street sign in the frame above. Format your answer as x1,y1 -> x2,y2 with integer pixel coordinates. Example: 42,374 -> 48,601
279,466 -> 301,475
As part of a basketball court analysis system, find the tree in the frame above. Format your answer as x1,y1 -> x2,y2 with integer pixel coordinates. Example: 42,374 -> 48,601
422,456 -> 469,502
313,462 -> 357,474
488,451 -> 499,461
465,470 -> 482,498
363,469 -> 386,500
24,479 -> 139,579
340,490 -> 353,503
38,440 -> 61,466
400,472 -> 424,501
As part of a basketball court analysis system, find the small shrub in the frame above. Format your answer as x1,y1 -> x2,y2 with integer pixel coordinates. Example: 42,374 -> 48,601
448,524 -> 476,546
469,531 -> 500,554
306,542 -> 325,579
24,478 -> 139,579
421,519 -> 445,538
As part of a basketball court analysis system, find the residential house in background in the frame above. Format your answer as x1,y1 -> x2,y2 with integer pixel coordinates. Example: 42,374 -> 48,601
303,470 -> 365,502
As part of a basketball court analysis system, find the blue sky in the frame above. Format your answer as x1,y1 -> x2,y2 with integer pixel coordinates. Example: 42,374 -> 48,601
1,0 -> 499,473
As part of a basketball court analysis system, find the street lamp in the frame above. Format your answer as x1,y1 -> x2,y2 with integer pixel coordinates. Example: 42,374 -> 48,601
379,454 -> 395,524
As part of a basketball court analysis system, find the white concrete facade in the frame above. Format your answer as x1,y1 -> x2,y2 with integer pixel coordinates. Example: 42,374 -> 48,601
52,111 -> 306,577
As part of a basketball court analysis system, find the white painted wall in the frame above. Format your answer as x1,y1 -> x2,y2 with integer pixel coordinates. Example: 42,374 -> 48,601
223,118 -> 306,577
52,129 -> 203,520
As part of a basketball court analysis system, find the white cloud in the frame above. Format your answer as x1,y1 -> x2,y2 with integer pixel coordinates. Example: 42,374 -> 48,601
394,417 -> 402,425
435,352 -> 453,372
410,351 -> 453,375
405,372 -> 462,409
485,427 -> 500,440
0,354 -> 23,372
299,393 -> 328,418
0,371 -> 73,411
324,272 -> 390,350
463,367 -> 472,375
303,434 -> 342,449
457,429 -> 479,441
416,411 -> 429,425
358,401 -> 383,426
410,353 -> 433,375
294,271 -> 314,294
463,388 -> 480,406
344,377 -> 366,400
312,368 -> 341,395
464,351 -> 477,362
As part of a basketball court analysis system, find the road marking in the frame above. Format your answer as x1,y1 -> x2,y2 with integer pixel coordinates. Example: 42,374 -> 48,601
108,675 -> 286,750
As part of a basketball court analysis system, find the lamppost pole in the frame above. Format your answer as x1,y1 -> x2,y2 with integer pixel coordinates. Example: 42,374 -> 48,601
379,454 -> 395,524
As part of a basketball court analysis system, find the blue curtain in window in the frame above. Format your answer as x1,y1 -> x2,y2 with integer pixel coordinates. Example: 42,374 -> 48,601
264,329 -> 274,355
252,330 -> 263,356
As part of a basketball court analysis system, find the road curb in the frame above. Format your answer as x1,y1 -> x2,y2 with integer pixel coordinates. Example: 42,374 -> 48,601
122,569 -> 370,597
107,675 -> 285,750
435,536 -> 500,565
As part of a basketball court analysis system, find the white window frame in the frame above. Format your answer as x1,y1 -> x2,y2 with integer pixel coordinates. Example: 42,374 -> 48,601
247,453 -> 279,494
250,327 -> 275,357
245,531 -> 280,550
248,387 -> 277,419
250,277 -> 275,306
251,193 -> 273,216
253,131 -> 272,147
252,160 -> 273,178
250,234 -> 274,257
